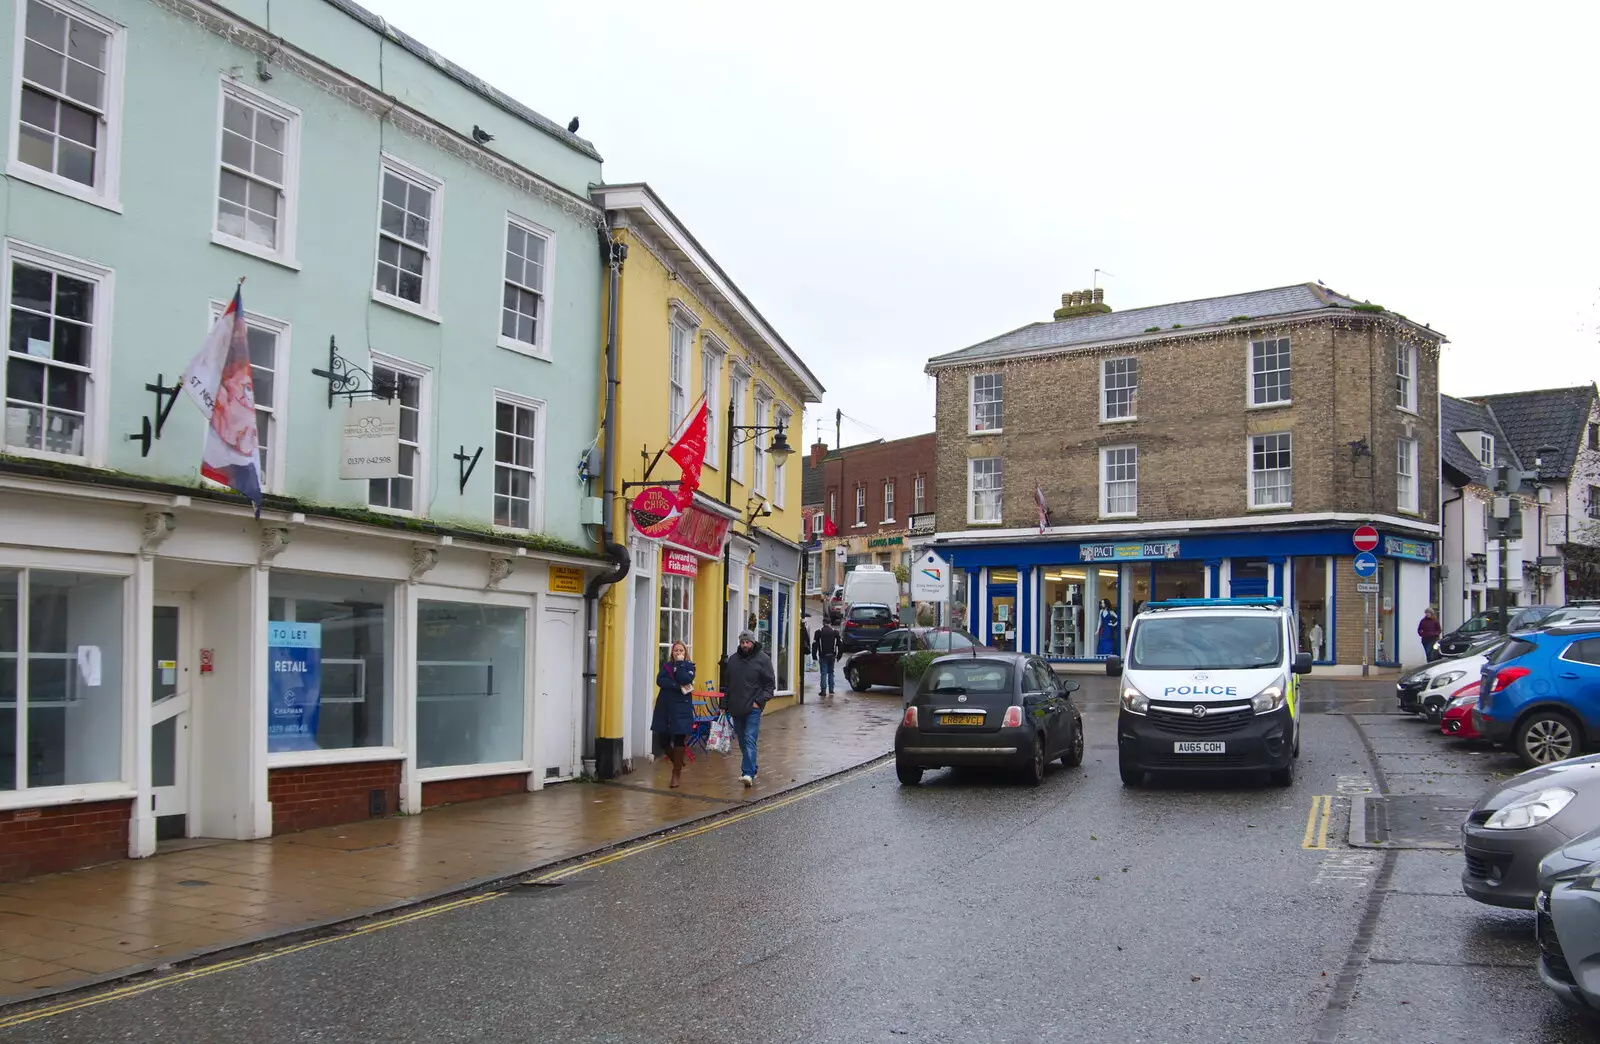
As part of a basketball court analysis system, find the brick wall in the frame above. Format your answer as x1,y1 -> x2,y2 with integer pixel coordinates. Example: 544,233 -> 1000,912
933,318 -> 1440,532
0,799 -> 131,881
268,761 -> 402,835
814,433 -> 937,532
420,772 -> 528,809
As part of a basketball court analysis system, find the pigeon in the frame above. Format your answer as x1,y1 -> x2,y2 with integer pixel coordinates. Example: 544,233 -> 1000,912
472,125 -> 494,144
567,117 -> 580,134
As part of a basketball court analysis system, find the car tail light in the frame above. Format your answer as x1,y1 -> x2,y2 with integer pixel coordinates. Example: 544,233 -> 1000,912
1002,706 -> 1023,728
1489,667 -> 1531,693
901,705 -> 918,727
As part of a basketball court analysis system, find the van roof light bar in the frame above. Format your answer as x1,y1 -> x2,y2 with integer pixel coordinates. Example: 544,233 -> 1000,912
1142,597 -> 1284,610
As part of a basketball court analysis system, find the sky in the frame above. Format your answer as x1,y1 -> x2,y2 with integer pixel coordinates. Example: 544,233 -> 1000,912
362,0 -> 1600,446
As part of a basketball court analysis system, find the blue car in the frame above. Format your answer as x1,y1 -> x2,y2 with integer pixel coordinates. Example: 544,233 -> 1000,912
1475,623 -> 1600,768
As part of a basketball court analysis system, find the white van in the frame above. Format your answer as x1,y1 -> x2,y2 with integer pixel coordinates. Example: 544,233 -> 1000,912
1106,597 -> 1311,788
843,565 -> 900,616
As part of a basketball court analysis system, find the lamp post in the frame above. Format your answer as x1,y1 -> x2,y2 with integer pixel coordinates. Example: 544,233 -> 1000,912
1534,445 -> 1559,603
717,400 -> 793,681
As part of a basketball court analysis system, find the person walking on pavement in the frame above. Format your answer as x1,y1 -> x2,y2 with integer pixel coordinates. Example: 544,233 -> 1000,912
651,641 -> 696,789
813,617 -> 842,698
722,630 -> 775,787
1418,608 -> 1442,663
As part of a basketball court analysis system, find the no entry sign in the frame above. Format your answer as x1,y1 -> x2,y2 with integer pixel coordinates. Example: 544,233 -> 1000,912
1353,525 -> 1379,552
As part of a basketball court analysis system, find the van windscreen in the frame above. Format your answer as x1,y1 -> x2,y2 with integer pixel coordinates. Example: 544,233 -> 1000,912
1128,616 -> 1283,670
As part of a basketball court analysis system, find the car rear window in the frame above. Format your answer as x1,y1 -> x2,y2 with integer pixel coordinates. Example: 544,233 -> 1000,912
849,606 -> 891,623
922,630 -> 976,651
922,660 -> 1013,694
1488,638 -> 1537,664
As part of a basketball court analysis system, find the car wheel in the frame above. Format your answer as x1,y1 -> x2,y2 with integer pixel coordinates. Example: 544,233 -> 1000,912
1516,711 -> 1581,768
895,758 -> 922,786
1422,694 -> 1448,724
1021,735 -> 1047,786
1119,754 -> 1144,787
847,665 -> 870,692
1270,756 -> 1295,787
1061,719 -> 1085,768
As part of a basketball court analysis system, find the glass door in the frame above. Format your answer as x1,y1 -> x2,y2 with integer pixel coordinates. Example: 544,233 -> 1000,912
987,568 -> 1018,652
151,597 -> 192,841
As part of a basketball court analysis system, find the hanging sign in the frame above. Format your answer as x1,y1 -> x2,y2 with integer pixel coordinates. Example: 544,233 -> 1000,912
548,566 -> 584,594
267,621 -> 322,753
629,486 -> 683,539
339,398 -> 402,479
1383,536 -> 1435,563
662,548 -> 700,577
667,503 -> 731,557
910,551 -> 950,602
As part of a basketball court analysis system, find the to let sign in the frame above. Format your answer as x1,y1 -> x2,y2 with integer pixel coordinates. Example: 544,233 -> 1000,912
339,399 -> 401,479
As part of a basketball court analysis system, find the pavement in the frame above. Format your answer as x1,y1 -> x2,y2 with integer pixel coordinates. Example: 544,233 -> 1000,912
4,676 -> 1595,1042
0,687 -> 900,1005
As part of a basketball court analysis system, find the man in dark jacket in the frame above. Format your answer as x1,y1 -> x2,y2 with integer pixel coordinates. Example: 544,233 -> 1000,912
722,630 -> 775,786
812,618 -> 843,698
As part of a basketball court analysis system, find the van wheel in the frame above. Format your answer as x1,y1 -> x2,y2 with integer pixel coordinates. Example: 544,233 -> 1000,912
847,666 -> 870,692
1270,757 -> 1295,787
1516,711 -> 1581,768
1119,755 -> 1144,787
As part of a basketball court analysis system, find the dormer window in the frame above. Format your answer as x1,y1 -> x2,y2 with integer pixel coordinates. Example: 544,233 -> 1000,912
1479,433 -> 1494,467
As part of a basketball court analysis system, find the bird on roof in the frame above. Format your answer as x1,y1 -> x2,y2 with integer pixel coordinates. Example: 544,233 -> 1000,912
472,125 -> 494,143
567,117 -> 580,134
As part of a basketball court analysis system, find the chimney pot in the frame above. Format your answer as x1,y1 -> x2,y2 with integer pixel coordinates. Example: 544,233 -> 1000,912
1093,287 -> 1104,304
1061,293 -> 1072,307
810,440 -> 828,468
1070,291 -> 1082,307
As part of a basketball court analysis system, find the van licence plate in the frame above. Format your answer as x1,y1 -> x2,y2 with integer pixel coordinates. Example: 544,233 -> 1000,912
1174,741 -> 1226,754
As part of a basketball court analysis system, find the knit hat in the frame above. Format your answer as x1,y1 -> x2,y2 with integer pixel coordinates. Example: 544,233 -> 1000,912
738,630 -> 757,644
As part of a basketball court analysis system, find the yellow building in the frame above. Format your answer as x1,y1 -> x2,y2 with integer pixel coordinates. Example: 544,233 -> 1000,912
591,184 -> 824,776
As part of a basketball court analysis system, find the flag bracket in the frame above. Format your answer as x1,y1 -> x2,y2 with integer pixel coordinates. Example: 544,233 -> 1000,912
455,445 -> 483,494
310,336 -> 394,408
126,374 -> 182,457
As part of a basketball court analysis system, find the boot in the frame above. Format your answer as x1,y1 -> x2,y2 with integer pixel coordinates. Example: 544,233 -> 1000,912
669,747 -> 684,788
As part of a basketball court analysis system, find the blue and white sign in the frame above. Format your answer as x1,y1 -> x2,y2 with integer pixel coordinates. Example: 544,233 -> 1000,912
1352,552 -> 1379,578
267,621 -> 322,753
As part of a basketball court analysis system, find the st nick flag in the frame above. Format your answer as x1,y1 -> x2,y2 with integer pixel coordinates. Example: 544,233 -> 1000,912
182,286 -> 264,516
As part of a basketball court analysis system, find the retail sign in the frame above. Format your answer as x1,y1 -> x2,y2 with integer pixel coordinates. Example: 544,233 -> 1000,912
1353,525 -> 1380,552
1080,541 -> 1180,563
548,566 -> 584,594
662,548 -> 699,577
267,621 -> 322,753
629,486 -> 683,540
867,536 -> 903,548
1383,536 -> 1434,563
338,398 -> 401,479
910,551 -> 949,602
835,547 -> 847,562
671,504 -> 732,558
1352,552 -> 1379,577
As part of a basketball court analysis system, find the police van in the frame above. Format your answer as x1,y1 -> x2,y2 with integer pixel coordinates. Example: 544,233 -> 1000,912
1106,597 -> 1311,788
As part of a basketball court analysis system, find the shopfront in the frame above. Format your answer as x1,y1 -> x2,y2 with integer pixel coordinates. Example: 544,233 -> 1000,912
943,526 -> 1436,672
748,531 -> 802,699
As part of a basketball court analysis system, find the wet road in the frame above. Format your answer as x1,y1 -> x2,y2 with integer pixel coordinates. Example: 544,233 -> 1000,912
4,680 -> 1596,1043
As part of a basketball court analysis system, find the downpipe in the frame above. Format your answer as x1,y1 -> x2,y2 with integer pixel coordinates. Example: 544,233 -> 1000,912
584,227 -> 630,779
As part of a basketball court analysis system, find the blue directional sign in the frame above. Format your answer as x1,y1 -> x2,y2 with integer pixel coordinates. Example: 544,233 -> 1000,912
1352,552 -> 1379,577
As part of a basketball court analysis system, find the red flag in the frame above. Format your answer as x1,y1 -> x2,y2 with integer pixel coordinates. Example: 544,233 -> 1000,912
667,397 -> 709,508
823,516 -> 838,537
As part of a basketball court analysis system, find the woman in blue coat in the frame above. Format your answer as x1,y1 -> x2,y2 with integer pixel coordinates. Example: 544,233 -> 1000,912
652,641 -> 696,788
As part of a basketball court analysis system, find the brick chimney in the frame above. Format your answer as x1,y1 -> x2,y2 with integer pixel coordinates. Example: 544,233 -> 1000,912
1054,288 -> 1113,320
810,440 -> 828,468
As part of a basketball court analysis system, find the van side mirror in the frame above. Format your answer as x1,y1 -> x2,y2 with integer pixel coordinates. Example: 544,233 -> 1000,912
1292,652 -> 1313,675
1106,656 -> 1123,677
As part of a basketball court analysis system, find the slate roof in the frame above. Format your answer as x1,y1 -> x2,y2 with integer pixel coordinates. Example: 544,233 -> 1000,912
1463,385 -> 1598,481
801,452 -> 831,508
1440,394 -> 1517,486
926,283 -> 1441,369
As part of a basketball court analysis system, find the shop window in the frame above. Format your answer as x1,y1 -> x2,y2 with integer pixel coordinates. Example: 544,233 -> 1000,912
1152,561 -> 1205,603
0,568 -> 125,790
1041,566 -> 1087,658
1377,558 -> 1398,664
267,574 -> 393,753
1293,557 -> 1330,660
1088,568 -> 1121,658
415,601 -> 526,770
658,574 -> 694,663
1230,559 -> 1270,597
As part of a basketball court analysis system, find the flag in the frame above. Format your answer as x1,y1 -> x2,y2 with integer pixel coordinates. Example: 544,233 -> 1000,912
1036,486 -> 1049,534
667,396 -> 710,508
183,287 -> 263,516
823,516 -> 838,537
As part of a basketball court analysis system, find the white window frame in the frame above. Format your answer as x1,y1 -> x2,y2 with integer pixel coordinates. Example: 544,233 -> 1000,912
700,335 -> 725,469
854,483 -> 866,526
968,457 -> 1003,525
883,479 -> 895,523
1248,432 -> 1293,509
497,213 -> 555,361
728,363 -> 749,484
491,388 -> 546,533
914,473 -> 926,515
1101,356 -> 1138,422
667,305 -> 698,438
1396,343 -> 1418,413
1397,438 -> 1419,514
372,154 -> 444,322
1479,433 -> 1494,467
206,300 -> 290,493
753,389 -> 772,498
367,352 -> 431,516
1,238 -> 113,467
1248,336 -> 1292,407
772,404 -> 790,507
811,512 -> 825,537
7,0 -> 126,213
657,573 -> 694,664
1100,445 -> 1138,518
828,490 -> 836,527
969,373 -> 1004,433
210,78 -> 301,269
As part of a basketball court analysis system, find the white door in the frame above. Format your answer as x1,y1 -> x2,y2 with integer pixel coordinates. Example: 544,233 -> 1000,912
538,607 -> 580,781
631,574 -> 654,760
151,596 -> 193,839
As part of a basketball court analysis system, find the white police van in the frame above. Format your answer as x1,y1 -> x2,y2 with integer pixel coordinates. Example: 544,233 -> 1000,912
1106,597 -> 1311,788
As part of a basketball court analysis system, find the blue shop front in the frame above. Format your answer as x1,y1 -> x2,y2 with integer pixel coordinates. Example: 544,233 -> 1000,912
937,527 -> 1438,671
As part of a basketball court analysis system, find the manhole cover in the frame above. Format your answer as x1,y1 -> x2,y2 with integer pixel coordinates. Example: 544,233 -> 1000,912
1352,795 -> 1474,850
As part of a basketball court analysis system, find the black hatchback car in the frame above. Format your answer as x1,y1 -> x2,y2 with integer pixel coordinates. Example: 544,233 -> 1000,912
894,652 -> 1083,786
841,603 -> 898,653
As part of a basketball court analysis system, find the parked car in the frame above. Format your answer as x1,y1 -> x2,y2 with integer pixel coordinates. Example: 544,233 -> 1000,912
1440,681 -> 1482,739
1474,623 -> 1600,767
1535,843 -> 1600,1015
844,627 -> 985,692
895,651 -> 1083,786
824,585 -> 844,620
1460,753 -> 1600,909
1397,638 -> 1506,721
1439,605 -> 1558,657
840,603 -> 898,652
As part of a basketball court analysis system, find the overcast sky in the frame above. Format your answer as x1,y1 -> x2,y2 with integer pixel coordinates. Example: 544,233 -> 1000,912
364,0 -> 1599,445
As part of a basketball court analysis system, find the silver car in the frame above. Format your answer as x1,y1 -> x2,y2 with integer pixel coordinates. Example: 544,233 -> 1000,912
1537,861 -> 1600,1016
1462,754 -> 1600,909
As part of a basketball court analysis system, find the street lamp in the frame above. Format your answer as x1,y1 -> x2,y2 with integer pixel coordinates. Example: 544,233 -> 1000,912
1533,445 -> 1559,602
717,402 -> 793,679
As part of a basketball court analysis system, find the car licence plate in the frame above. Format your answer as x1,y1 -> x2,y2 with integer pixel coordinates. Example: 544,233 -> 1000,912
940,714 -> 985,726
1173,741 -> 1226,754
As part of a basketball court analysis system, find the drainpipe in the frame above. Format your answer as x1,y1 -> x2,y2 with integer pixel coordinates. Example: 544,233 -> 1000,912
584,225 -> 631,779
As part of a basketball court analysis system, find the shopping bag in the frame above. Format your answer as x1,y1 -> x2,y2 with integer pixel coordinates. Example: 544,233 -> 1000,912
707,712 -> 733,754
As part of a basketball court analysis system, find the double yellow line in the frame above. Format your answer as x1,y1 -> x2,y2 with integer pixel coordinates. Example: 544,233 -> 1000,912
1302,794 -> 1334,850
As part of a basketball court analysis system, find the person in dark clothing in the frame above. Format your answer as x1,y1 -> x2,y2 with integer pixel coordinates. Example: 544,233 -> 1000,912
1418,609 -> 1442,663
721,630 -> 775,786
812,619 -> 843,698
651,641 -> 696,788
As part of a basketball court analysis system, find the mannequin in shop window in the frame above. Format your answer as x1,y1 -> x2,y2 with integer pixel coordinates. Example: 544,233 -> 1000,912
1095,599 -> 1120,657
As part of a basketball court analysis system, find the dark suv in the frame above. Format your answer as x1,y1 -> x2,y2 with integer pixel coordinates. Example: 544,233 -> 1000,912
1439,606 -> 1558,657
841,603 -> 897,652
